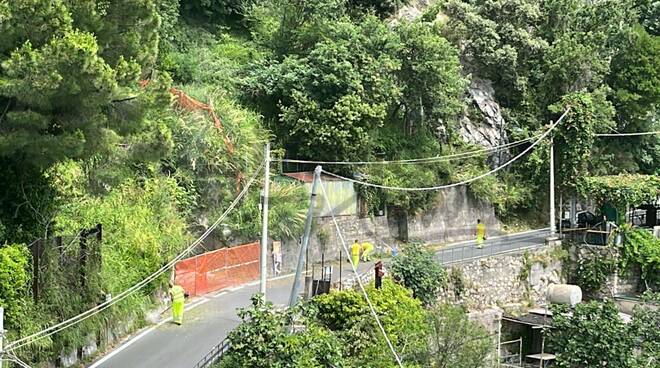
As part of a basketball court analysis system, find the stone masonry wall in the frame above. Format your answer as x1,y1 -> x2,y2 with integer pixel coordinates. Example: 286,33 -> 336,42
440,246 -> 565,310
275,186 -> 500,274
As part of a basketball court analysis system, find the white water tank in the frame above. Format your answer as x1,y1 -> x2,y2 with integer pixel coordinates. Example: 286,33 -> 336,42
547,284 -> 582,306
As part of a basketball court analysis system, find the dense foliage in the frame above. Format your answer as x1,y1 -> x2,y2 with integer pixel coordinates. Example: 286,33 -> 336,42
617,224 -> 660,290
220,279 -> 491,368
549,301 -> 634,368
550,299 -> 660,368
0,244 -> 31,332
219,294 -> 345,368
1,0 -> 658,364
422,303 -> 492,368
570,251 -> 617,293
578,174 -> 660,214
390,242 -> 447,305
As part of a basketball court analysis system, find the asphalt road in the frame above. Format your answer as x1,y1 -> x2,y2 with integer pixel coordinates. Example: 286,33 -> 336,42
88,228 -> 549,368
88,262 -> 375,368
435,228 -> 549,265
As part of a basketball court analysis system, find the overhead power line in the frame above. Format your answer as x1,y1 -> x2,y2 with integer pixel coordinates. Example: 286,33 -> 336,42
321,108 -> 571,191
319,180 -> 404,368
274,136 -> 539,165
5,161 -> 265,352
595,131 -> 660,137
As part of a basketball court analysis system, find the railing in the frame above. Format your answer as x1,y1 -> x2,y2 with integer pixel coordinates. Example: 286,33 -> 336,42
436,239 -> 546,265
500,338 -> 523,367
193,338 -> 231,368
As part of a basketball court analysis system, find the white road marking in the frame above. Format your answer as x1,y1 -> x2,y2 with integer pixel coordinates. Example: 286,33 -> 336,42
88,297 -> 209,368
213,291 -> 228,298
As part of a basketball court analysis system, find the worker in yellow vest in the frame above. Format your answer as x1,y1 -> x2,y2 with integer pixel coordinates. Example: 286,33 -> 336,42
351,240 -> 361,267
476,219 -> 486,249
169,280 -> 186,325
361,241 -> 374,262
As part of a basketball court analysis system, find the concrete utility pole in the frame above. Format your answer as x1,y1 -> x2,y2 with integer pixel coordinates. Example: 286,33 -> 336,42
289,166 -> 322,307
549,136 -> 556,239
548,135 -> 561,247
260,143 -> 271,296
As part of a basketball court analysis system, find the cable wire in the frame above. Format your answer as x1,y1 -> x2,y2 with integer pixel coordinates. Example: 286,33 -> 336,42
319,180 -> 404,368
275,136 -> 539,165
595,131 -> 660,137
321,108 -> 571,191
6,161 -> 265,352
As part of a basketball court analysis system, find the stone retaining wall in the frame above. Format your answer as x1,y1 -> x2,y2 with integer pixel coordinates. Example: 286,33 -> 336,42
440,246 -> 564,310
276,186 -> 500,275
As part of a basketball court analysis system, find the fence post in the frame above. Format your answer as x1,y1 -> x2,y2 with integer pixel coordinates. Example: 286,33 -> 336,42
194,257 -> 199,297
31,239 -> 42,303
80,229 -> 88,289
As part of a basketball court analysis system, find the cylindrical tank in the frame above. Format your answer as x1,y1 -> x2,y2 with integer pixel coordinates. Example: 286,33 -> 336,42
547,284 -> 582,306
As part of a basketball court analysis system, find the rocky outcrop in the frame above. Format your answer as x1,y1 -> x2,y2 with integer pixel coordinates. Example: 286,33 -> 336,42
459,78 -> 510,166
390,3 -> 511,165
392,0 -> 433,23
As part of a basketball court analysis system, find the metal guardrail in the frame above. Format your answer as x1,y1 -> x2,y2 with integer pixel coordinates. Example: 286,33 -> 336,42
436,241 -> 546,265
194,338 -> 230,368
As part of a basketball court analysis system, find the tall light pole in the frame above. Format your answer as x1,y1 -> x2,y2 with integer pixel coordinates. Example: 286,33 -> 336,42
260,143 -> 271,296
549,135 -> 557,241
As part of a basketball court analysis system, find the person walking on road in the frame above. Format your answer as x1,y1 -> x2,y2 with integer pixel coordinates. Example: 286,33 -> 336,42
361,241 -> 374,262
475,219 -> 486,249
351,240 -> 361,267
169,280 -> 187,325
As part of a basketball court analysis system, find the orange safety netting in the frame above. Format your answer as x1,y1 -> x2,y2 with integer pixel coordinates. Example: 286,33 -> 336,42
169,87 -> 235,155
174,241 -> 260,297
140,79 -> 246,191
139,80 -> 235,155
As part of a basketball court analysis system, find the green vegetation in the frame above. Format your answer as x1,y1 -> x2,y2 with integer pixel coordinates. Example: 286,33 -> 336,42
0,0 -> 658,364
578,174 -> 660,217
571,251 -> 617,293
550,300 -> 659,368
390,243 -> 447,305
617,225 -> 660,290
219,279 -> 491,368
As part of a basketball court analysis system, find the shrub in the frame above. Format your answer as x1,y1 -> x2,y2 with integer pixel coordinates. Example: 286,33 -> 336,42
0,244 -> 31,331
311,279 -> 428,366
422,304 -> 492,368
549,301 -> 634,368
390,243 -> 446,305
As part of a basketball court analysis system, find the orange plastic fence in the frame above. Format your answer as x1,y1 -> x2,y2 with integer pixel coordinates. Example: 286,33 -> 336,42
175,242 -> 260,297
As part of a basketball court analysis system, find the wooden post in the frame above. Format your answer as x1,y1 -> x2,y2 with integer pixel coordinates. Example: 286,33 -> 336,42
80,229 -> 88,289
31,239 -> 42,303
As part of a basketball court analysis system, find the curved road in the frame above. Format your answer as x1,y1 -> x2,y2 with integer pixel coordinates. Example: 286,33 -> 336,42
88,228 -> 549,368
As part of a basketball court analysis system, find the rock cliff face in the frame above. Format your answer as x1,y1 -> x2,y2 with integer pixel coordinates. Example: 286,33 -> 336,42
392,3 -> 511,164
459,78 -> 510,166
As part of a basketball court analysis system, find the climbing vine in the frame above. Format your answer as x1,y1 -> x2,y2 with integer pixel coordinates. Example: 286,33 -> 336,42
616,225 -> 660,290
578,174 -> 660,218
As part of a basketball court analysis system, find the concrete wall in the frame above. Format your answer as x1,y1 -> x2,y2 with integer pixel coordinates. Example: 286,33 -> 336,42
406,186 -> 501,243
440,246 -> 564,310
274,186 -> 500,274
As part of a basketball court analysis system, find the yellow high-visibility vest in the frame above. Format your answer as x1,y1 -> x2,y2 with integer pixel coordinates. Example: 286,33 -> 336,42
170,285 -> 185,303
477,223 -> 486,238
351,242 -> 361,256
361,242 -> 374,251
